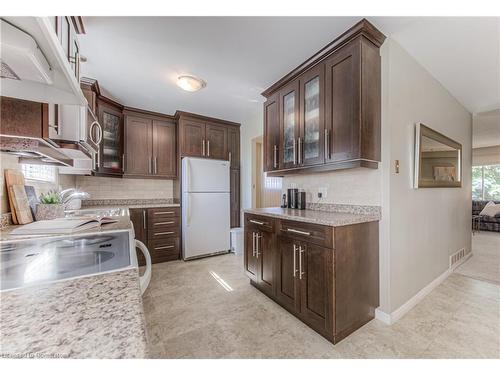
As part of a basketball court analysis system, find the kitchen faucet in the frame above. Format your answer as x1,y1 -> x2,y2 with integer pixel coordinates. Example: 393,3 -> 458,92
60,188 -> 90,207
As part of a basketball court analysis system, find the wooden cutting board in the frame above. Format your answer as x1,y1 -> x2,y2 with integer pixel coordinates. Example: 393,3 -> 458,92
5,169 -> 26,225
10,184 -> 33,224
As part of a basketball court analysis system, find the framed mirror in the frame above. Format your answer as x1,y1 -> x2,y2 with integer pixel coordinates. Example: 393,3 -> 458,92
414,123 -> 462,188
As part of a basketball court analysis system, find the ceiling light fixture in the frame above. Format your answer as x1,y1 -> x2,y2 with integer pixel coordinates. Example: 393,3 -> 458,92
177,75 -> 207,92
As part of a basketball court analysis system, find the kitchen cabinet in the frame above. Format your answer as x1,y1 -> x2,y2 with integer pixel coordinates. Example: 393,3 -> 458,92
263,93 -> 280,171
97,98 -> 124,176
262,19 -> 385,175
244,214 -> 275,296
230,168 -> 240,227
205,122 -> 227,160
227,126 -> 240,168
130,207 -> 181,265
124,110 -> 177,179
243,212 -> 379,344
179,118 -> 205,157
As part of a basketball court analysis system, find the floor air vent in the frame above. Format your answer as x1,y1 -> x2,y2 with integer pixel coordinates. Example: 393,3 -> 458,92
450,248 -> 470,269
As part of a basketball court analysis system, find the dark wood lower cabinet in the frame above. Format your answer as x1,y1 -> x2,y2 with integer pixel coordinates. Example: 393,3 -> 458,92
230,168 -> 240,228
130,206 -> 181,265
244,212 -> 379,344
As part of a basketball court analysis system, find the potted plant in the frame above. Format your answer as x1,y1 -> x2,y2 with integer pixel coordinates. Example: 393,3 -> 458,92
35,190 -> 65,221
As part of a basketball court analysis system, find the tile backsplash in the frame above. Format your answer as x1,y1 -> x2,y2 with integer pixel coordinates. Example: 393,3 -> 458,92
282,167 -> 382,207
75,176 -> 174,200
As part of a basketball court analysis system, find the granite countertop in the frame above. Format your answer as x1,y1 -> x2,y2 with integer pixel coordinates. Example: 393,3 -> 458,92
82,199 -> 180,210
244,207 -> 380,227
0,268 -> 148,359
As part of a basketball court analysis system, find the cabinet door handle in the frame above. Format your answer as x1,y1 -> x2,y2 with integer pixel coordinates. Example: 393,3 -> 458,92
287,228 -> 311,236
207,140 -> 210,157
273,145 -> 278,169
299,245 -> 305,279
154,157 -> 158,174
122,154 -> 125,172
293,137 -> 296,165
252,232 -> 256,257
324,129 -> 330,160
142,210 -> 146,230
249,219 -> 266,226
298,137 -> 302,164
202,139 -> 206,156
228,151 -> 231,163
293,243 -> 297,278
255,233 -> 260,258
148,156 -> 152,174
154,231 -> 175,236
154,211 -> 175,215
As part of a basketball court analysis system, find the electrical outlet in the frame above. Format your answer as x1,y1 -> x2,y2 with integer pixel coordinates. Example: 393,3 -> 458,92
318,187 -> 327,199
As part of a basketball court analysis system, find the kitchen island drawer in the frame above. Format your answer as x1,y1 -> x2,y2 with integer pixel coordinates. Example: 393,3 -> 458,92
244,214 -> 275,233
279,219 -> 333,248
149,238 -> 180,262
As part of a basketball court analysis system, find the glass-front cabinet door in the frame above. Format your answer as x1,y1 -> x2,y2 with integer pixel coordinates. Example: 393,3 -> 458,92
299,64 -> 324,166
97,100 -> 124,175
280,81 -> 300,169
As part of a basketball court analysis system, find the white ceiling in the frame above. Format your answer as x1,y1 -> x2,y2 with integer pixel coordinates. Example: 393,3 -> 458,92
473,109 -> 500,148
79,17 -> 500,124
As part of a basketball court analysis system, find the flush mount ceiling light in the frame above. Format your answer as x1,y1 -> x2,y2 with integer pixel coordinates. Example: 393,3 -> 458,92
177,75 -> 207,92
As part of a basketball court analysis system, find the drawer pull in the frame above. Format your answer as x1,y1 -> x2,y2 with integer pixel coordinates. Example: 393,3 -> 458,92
155,245 -> 175,250
154,231 -> 175,236
154,211 -> 175,215
287,228 -> 311,236
154,221 -> 175,225
249,219 -> 266,226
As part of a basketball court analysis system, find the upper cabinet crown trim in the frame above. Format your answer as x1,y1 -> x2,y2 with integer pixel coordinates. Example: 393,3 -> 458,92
175,110 -> 241,127
261,18 -> 386,98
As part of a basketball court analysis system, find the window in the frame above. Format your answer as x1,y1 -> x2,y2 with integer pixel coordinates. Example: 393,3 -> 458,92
21,164 -> 57,183
472,165 -> 500,200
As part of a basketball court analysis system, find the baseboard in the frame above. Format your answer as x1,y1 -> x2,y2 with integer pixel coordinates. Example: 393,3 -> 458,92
375,267 -> 452,325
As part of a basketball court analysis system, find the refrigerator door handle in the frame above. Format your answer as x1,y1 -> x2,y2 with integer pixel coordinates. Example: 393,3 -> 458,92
187,193 -> 191,226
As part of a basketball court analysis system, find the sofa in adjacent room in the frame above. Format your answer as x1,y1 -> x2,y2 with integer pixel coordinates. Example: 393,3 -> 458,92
472,200 -> 500,232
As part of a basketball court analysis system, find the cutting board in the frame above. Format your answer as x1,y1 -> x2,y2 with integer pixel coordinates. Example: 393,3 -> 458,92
10,184 -> 33,224
5,169 -> 26,225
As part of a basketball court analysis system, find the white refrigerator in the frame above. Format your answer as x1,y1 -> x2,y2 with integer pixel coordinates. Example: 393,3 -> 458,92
181,157 -> 231,260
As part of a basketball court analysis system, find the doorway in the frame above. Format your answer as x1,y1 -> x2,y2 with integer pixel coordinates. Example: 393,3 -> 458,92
251,136 -> 282,208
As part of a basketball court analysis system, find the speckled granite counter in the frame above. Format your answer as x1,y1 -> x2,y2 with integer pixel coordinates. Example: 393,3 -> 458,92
0,268 -> 148,358
82,199 -> 180,209
244,207 -> 380,227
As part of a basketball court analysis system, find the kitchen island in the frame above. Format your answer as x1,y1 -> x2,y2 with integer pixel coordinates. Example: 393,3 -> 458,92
243,205 -> 380,344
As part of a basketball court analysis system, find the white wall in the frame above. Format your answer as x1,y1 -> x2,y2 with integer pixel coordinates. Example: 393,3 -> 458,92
381,38 -> 472,313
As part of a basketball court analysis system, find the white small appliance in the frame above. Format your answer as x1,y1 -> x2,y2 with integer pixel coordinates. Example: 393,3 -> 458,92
182,157 -> 231,260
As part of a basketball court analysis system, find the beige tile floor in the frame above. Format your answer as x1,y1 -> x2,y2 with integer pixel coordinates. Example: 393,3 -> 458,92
455,232 -> 500,284
142,246 -> 500,358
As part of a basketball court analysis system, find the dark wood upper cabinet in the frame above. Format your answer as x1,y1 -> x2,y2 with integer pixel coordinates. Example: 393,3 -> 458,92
279,80 -> 300,170
125,115 -> 152,176
263,93 -> 280,172
97,98 -> 124,176
227,126 -> 240,168
205,122 -> 227,160
262,19 -> 385,176
124,110 -> 177,179
153,119 -> 176,178
299,63 -> 325,166
179,118 -> 205,157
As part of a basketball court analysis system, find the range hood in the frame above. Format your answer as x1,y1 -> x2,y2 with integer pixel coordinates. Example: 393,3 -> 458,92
0,136 -> 73,167
0,17 -> 86,105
